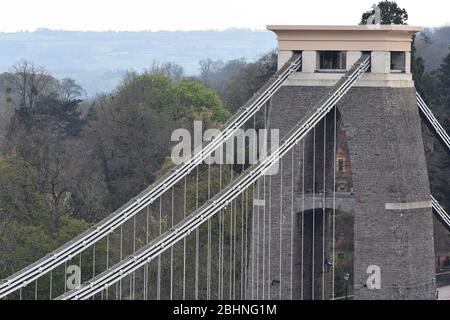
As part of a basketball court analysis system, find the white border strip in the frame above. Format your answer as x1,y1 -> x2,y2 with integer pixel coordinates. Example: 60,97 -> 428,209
253,199 -> 265,206
385,200 -> 432,210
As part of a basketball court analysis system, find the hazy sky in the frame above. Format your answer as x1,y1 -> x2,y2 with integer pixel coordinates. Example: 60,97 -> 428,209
0,0 -> 449,32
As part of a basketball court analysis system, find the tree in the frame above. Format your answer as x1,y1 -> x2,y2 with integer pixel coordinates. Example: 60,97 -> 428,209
148,61 -> 184,83
0,60 -> 236,284
198,58 -> 246,96
4,88 -> 86,234
420,69 -> 442,104
412,46 -> 426,94
197,53 -> 277,115
80,72 -> 230,214
420,48 -> 450,258
0,151 -> 89,278
360,1 -> 408,25
176,79 -> 230,124
360,2 -> 426,92
438,46 -> 450,106
5,61 -> 53,110
80,92 -> 177,212
199,58 -> 225,84
57,78 -> 86,102
222,50 -> 277,114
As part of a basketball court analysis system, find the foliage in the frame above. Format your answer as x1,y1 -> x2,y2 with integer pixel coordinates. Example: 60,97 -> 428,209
198,51 -> 277,114
423,47 -> 450,217
0,61 -> 234,293
0,151 -> 90,279
176,80 -> 230,123
75,72 -> 230,215
1,12 -> 450,296
439,46 -> 450,106
360,0 -> 408,25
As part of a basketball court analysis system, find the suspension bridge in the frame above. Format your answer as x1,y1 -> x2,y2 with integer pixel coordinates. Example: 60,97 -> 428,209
1,25 -> 449,300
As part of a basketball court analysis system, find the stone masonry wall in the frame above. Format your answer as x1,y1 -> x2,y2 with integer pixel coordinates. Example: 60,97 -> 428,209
246,85 -> 436,300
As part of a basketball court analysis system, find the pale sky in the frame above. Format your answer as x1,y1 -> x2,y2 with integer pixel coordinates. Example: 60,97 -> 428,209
0,0 -> 449,32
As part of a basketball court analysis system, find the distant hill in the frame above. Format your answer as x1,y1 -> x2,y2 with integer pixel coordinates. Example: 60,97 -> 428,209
0,29 -> 276,96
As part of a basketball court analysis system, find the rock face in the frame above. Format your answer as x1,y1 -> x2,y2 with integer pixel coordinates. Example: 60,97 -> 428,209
247,85 -> 436,300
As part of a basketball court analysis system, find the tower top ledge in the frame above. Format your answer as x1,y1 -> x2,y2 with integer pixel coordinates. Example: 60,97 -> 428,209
267,25 -> 422,52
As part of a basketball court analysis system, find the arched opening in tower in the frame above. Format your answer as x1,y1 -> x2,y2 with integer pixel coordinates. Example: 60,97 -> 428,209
293,108 -> 355,300
295,107 -> 353,194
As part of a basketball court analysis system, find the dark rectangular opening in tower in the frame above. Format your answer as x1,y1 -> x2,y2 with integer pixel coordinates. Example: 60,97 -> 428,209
318,51 -> 346,72
294,50 -> 303,72
390,52 -> 406,73
338,158 -> 345,173
362,51 -> 372,73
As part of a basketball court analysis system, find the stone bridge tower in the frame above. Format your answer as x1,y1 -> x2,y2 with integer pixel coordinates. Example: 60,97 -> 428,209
248,25 -> 436,300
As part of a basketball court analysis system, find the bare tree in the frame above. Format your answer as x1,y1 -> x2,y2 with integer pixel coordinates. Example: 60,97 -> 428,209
5,60 -> 53,110
149,61 -> 184,82
57,78 -> 86,102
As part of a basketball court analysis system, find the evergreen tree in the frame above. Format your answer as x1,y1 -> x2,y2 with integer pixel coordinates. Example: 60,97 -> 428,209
360,1 -> 408,25
360,2 -> 425,92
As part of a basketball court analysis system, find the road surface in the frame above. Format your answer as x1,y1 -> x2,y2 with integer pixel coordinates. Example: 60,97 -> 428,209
437,285 -> 450,300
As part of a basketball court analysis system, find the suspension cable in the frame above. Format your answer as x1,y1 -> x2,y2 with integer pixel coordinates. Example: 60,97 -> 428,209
290,146 -> 294,300
417,92 -> 450,152
278,155 -> 283,300
301,139 -> 305,300
57,55 -> 371,300
312,126 -> 316,300
322,116 -> 326,300
332,106 -> 337,299
0,54 -> 303,298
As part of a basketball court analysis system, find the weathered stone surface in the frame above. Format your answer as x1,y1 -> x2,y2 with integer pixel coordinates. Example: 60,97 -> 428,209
247,85 -> 436,300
